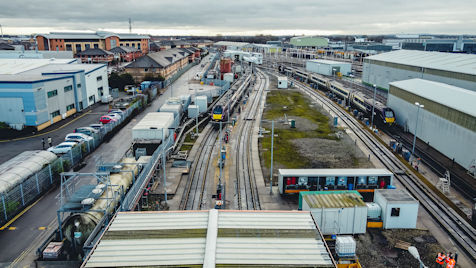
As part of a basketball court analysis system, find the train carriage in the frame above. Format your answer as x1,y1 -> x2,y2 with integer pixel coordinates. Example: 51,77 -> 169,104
278,168 -> 394,195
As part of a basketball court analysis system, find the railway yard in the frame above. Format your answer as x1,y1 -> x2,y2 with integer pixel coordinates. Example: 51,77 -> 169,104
0,48 -> 475,268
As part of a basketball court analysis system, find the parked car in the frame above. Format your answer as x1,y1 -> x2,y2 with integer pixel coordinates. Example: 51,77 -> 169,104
107,113 -> 122,120
47,142 -> 78,154
100,115 -> 118,124
89,123 -> 104,131
65,133 -> 94,143
74,127 -> 99,136
101,95 -> 113,103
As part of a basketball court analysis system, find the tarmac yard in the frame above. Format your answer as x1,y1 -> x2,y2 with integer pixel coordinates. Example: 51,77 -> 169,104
259,85 -> 373,184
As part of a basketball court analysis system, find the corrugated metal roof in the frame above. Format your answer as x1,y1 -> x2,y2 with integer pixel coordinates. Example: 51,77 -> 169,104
0,58 -> 77,74
279,168 -> 393,177
303,193 -> 366,208
389,78 -> 476,117
84,210 -> 336,267
366,49 -> 476,75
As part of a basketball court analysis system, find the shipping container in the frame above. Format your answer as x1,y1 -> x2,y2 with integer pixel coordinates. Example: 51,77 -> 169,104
301,191 -> 367,235
132,112 -> 174,141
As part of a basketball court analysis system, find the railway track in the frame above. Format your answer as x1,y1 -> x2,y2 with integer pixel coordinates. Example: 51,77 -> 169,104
179,126 -> 218,210
291,78 -> 476,263
234,69 -> 266,210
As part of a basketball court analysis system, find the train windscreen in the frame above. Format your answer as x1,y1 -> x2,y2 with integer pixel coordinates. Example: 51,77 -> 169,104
213,106 -> 223,114
385,110 -> 394,118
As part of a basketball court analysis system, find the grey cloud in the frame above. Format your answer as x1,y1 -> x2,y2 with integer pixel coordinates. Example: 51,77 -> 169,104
1,0 -> 475,34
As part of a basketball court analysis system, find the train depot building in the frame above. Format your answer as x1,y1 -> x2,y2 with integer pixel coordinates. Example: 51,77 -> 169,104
0,58 -> 109,130
305,59 -> 352,77
362,50 -> 476,91
83,210 -> 336,267
388,78 -> 476,170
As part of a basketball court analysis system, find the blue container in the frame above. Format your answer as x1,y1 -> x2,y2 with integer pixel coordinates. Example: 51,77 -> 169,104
333,117 -> 338,127
348,183 -> 354,190
331,235 -> 337,239
387,185 -> 396,189
403,150 -> 411,161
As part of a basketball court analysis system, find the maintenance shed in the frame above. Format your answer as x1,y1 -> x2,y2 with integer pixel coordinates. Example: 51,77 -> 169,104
362,50 -> 476,91
306,59 -> 352,76
278,76 -> 288,88
300,191 -> 367,235
388,78 -> 476,170
374,189 -> 419,229
82,210 -> 336,267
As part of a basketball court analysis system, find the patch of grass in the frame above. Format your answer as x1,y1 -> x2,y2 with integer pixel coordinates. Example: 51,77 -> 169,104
260,90 -> 337,169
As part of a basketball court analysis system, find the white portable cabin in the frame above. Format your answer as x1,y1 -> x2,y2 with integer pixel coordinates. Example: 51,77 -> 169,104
188,105 -> 199,119
374,189 -> 419,229
223,73 -> 234,83
132,112 -> 174,142
301,191 -> 367,235
278,77 -> 288,89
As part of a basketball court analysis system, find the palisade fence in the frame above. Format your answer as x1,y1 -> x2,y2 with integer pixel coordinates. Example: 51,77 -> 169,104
161,61 -> 199,89
0,101 -> 142,226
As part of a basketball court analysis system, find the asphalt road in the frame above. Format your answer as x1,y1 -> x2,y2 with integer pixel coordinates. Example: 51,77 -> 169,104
0,56 -> 213,268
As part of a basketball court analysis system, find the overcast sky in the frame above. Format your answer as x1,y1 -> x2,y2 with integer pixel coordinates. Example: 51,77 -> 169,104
2,0 -> 476,35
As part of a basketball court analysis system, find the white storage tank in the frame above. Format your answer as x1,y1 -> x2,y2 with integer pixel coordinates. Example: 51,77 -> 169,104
188,105 -> 199,119
159,103 -> 182,120
195,96 -> 208,113
374,189 -> 419,229
132,112 -> 174,142
366,202 -> 382,220
336,236 -> 356,257
301,191 -> 367,235
278,76 -> 288,89
223,73 -> 234,83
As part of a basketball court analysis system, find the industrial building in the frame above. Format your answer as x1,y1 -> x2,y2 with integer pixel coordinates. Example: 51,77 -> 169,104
0,58 -> 109,130
36,31 -> 150,55
388,78 -> 476,170
306,59 -> 352,76
362,50 -> 476,91
83,210 -> 336,267
383,36 -> 476,53
289,36 -> 329,49
76,48 -> 114,64
125,48 -> 191,81
0,50 -> 73,59
213,41 -> 250,51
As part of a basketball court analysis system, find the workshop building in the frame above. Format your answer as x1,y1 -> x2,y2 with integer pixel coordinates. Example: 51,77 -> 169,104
0,58 -> 109,130
290,36 -> 329,49
306,59 -> 352,76
362,50 -> 476,91
388,78 -> 476,170
83,210 -> 336,267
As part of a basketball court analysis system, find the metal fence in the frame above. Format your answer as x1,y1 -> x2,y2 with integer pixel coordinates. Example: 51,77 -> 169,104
0,101 -> 142,226
161,61 -> 199,89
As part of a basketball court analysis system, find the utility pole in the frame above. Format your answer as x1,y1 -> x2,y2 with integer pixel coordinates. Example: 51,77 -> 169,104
128,18 -> 132,33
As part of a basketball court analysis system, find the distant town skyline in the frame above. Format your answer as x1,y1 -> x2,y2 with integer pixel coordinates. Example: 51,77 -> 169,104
1,0 -> 475,36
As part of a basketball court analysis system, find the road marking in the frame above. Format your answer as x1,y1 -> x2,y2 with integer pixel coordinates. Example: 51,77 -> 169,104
38,227 -> 46,230
0,110 -> 92,143
0,193 -> 46,230
8,227 -> 16,230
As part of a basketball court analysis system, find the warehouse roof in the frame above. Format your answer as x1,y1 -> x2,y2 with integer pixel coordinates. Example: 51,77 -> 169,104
303,192 -> 366,209
389,78 -> 476,117
0,58 -> 77,74
83,210 -> 336,267
279,168 -> 393,177
366,50 -> 476,76
214,41 -> 250,47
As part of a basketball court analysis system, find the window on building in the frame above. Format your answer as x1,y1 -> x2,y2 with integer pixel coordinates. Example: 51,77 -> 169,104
89,95 -> 95,102
66,104 -> 75,111
98,86 -> 104,96
94,44 -> 99,49
85,44 -> 91,50
132,43 -> 135,48
126,43 -> 129,47
66,44 -> 72,51
77,83 -> 81,88
97,76 -> 102,82
138,43 -> 141,49
47,90 -> 58,98
75,44 -> 81,52
64,85 -> 73,92
391,208 -> 400,217
144,68 -> 148,72
51,110 -> 60,117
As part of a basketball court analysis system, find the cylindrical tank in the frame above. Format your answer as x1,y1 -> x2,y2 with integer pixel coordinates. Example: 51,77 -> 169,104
366,202 -> 382,220
63,158 -> 139,251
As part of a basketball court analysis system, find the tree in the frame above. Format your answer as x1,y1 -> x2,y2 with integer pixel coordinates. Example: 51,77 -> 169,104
108,72 -> 135,90
143,73 -> 165,82
120,73 -> 135,86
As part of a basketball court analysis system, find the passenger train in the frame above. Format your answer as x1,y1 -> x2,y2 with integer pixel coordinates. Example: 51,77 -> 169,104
212,75 -> 252,123
279,65 -> 395,126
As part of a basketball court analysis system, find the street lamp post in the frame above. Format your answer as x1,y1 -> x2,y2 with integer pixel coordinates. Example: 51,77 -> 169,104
411,102 -> 424,159
269,120 -> 275,194
370,84 -> 377,129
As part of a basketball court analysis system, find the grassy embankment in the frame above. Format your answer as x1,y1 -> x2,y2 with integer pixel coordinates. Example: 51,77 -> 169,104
260,90 -> 336,169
